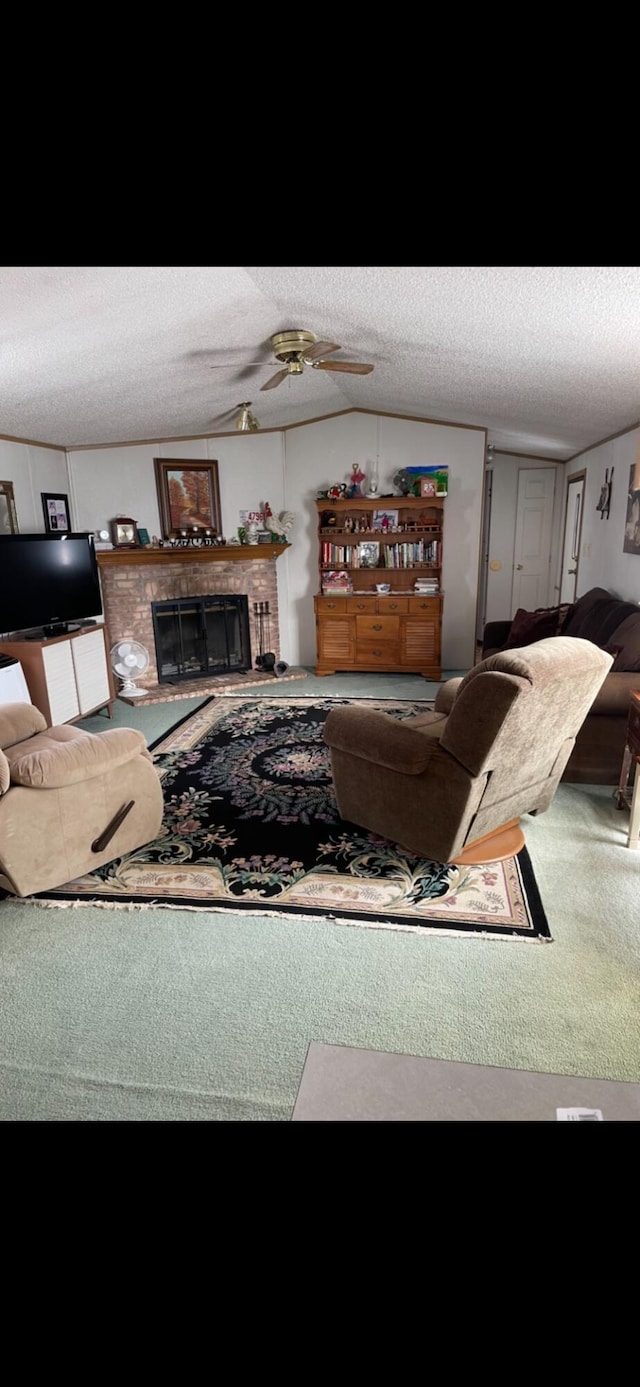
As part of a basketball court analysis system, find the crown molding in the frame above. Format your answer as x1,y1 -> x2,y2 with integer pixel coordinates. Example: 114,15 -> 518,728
0,431 -> 66,451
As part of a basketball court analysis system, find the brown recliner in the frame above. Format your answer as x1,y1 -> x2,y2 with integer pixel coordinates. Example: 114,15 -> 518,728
324,637 -> 613,864
0,702 -> 164,897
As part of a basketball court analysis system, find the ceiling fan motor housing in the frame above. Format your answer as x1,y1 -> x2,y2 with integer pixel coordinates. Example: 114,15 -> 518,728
271,330 -> 317,364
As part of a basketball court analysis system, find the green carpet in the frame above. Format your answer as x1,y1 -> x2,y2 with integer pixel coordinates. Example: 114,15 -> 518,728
0,673 -> 638,1120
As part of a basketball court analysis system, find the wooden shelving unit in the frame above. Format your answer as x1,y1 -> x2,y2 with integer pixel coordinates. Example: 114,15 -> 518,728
314,495 -> 444,678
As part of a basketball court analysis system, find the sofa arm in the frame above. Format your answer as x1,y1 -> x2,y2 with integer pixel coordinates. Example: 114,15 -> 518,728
8,727 -> 152,789
482,620 -> 512,654
0,702 -> 47,750
589,672 -> 640,717
324,706 -> 442,775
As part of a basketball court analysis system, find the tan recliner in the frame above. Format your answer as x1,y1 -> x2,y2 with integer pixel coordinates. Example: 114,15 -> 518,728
324,637 -> 613,864
0,703 -> 164,897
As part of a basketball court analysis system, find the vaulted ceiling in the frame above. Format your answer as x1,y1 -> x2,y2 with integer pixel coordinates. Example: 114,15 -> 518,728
1,266 -> 639,458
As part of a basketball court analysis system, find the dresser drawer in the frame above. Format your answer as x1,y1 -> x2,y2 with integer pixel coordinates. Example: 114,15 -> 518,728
408,596 -> 441,612
355,641 -> 401,665
316,595 -> 347,613
378,596 -> 409,614
355,615 -> 400,642
346,596 -> 378,613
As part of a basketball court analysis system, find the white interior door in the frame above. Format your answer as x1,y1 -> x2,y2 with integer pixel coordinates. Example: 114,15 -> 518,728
560,474 -> 585,604
511,468 -> 556,613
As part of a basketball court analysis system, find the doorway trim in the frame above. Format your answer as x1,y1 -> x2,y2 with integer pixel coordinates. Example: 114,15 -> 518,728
559,468 -> 586,604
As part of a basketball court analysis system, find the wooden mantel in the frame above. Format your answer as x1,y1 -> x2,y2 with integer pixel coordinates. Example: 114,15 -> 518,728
97,543 -> 290,568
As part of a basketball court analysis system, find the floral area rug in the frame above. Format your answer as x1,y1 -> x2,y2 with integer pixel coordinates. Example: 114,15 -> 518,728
32,697 -> 551,941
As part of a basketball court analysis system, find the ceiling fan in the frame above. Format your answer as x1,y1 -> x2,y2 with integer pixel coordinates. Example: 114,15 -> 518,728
209,329 -> 374,392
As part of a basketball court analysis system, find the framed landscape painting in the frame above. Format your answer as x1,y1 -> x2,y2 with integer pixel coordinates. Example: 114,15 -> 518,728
154,459 -> 221,538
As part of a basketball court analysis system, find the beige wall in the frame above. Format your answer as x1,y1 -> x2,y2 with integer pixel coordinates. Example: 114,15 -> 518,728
566,427 -> 640,603
0,438 -> 68,534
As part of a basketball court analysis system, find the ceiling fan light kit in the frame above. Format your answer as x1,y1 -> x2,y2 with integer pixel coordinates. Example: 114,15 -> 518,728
235,402 -> 260,431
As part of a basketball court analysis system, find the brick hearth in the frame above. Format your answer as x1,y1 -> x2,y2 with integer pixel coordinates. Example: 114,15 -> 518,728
97,545 -> 289,691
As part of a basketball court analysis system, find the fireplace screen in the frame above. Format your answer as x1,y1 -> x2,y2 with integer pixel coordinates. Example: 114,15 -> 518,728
152,595 -> 251,682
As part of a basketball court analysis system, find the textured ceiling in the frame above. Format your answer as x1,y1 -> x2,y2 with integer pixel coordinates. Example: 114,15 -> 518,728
1,266 -> 639,457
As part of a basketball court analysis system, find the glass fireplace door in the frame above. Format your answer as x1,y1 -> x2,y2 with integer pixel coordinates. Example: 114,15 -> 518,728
152,595 -> 251,682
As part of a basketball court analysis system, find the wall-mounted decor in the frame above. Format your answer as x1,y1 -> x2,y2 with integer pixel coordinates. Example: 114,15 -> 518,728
154,458 -> 221,539
0,481 -> 18,534
41,492 -> 70,533
596,466 -> 614,520
623,461 -> 640,555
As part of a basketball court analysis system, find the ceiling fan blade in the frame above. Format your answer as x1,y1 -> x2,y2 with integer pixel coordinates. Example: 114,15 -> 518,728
208,362 -> 268,369
260,368 -> 289,391
302,340 -> 341,363
312,360 -> 374,375
210,408 -> 241,425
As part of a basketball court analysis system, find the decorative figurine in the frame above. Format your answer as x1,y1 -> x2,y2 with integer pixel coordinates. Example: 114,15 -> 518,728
349,463 -> 366,498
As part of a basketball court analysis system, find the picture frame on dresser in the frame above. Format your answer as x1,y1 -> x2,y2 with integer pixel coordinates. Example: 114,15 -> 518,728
154,458 -> 222,539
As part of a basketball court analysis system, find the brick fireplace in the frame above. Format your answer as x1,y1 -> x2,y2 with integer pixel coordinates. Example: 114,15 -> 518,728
97,544 -> 289,691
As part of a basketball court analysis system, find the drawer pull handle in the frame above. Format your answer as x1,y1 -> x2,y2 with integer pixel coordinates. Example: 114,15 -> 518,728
357,603 -> 365,609
327,602 -> 336,609
372,648 -> 382,656
390,603 -> 397,609
372,623 -> 382,631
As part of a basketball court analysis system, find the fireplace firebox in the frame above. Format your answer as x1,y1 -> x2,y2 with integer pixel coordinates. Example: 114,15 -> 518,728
152,595 -> 251,683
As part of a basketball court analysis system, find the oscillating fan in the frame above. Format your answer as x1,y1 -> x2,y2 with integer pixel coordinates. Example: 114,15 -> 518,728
110,640 -> 150,697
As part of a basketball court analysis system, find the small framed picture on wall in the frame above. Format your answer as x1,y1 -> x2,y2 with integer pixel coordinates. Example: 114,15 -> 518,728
42,492 -> 71,533
419,477 -> 437,497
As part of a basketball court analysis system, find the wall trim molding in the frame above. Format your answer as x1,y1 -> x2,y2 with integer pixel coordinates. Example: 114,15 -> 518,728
0,431 -> 67,452
6,412 -> 638,461
494,447 -> 566,463
64,406 -> 488,452
563,418 -> 640,464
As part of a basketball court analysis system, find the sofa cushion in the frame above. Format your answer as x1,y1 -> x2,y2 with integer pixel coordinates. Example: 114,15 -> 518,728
501,606 -> 559,649
605,612 -> 640,671
0,749 -> 9,796
563,593 -> 640,647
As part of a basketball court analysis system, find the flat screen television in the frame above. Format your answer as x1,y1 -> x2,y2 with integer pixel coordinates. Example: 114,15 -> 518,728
0,533 -> 103,637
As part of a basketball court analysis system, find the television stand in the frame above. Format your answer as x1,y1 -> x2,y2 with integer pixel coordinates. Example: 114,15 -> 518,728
0,626 -> 115,725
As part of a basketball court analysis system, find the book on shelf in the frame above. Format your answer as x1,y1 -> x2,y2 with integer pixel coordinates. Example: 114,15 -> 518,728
322,570 -> 352,593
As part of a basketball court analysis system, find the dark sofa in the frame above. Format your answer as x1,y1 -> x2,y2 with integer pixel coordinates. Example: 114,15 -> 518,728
482,587 -> 640,784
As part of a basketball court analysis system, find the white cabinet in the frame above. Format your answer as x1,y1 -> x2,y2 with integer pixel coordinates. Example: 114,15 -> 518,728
0,626 -> 114,726
0,659 -> 31,706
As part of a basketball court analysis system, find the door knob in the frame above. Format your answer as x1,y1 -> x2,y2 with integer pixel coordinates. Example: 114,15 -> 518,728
516,563 -> 523,570
568,568 -> 577,575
